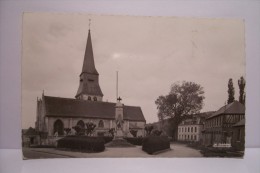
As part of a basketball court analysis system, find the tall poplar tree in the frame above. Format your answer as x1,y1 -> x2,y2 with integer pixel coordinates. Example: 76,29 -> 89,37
238,76 -> 246,105
227,78 -> 235,104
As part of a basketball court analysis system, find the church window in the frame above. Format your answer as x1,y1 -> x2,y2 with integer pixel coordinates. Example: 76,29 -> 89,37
53,119 -> 64,136
88,96 -> 91,101
98,120 -> 104,128
94,97 -> 97,101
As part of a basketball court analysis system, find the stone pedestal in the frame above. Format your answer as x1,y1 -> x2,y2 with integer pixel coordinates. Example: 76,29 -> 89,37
105,129 -> 134,148
115,129 -> 124,138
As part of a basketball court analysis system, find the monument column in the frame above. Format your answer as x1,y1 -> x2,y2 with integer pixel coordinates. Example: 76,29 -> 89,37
115,97 -> 124,138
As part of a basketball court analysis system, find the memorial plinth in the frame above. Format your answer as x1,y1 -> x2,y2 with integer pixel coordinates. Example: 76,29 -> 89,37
105,130 -> 135,148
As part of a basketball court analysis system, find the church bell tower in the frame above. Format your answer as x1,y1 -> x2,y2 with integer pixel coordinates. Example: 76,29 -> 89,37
75,25 -> 103,101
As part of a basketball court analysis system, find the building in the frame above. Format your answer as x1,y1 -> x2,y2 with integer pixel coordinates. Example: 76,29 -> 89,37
22,127 -> 40,147
231,118 -> 245,150
177,112 -> 213,142
202,101 -> 245,147
35,28 -> 146,144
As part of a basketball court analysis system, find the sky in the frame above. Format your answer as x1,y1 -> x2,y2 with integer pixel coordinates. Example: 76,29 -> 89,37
22,13 -> 245,128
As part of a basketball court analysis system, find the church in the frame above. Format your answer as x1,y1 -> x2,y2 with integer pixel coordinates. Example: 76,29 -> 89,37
35,27 -> 146,143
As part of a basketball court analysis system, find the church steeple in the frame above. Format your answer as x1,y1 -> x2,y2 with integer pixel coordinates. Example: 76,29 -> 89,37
75,23 -> 103,101
81,29 -> 98,75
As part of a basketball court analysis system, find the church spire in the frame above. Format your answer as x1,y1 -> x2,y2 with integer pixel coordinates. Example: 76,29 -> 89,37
76,21 -> 103,100
81,25 -> 98,75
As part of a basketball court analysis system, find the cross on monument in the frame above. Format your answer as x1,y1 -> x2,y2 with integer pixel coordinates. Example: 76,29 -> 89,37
117,97 -> 122,102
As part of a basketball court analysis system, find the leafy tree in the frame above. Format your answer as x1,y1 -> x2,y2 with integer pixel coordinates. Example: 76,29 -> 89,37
64,128 -> 71,136
130,129 -> 138,137
108,128 -> 115,137
72,125 -> 84,136
145,125 -> 154,136
155,81 -> 205,140
227,78 -> 235,104
85,122 -> 96,136
238,76 -> 246,105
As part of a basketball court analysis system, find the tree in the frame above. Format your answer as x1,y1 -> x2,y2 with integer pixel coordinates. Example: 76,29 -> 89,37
145,125 -> 154,136
108,128 -> 115,137
130,129 -> 138,137
238,76 -> 246,105
227,78 -> 235,104
85,122 -> 96,136
155,81 -> 205,140
64,128 -> 71,136
72,125 -> 84,136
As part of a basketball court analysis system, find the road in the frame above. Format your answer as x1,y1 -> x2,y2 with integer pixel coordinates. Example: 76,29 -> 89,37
22,143 -> 202,159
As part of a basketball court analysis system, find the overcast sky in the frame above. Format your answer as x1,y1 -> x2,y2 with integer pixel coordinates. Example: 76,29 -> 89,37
22,13 -> 245,128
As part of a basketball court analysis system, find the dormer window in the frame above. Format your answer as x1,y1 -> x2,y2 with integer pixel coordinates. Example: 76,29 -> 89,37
94,97 -> 97,101
88,96 -> 91,101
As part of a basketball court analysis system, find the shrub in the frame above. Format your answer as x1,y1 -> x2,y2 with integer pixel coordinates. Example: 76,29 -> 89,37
145,125 -> 154,136
72,125 -> 84,136
57,136 -> 105,152
142,136 -> 170,154
97,132 -> 105,137
108,128 -> 115,137
151,129 -> 162,136
200,147 -> 244,157
130,130 -> 138,137
102,136 -> 113,143
85,122 -> 96,136
124,137 -> 143,146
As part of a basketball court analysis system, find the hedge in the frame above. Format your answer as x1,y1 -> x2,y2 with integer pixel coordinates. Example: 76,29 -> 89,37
142,136 -> 170,154
102,136 -> 113,144
57,136 -> 105,152
124,137 -> 143,146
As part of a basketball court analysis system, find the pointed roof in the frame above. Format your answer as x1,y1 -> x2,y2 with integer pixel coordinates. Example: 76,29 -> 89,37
207,101 -> 245,119
81,30 -> 98,75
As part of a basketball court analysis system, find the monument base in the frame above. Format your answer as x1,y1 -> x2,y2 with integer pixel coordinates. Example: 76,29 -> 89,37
105,130 -> 135,148
105,138 -> 135,148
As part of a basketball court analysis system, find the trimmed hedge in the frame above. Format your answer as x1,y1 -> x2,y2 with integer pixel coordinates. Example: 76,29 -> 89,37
200,147 -> 244,157
57,136 -> 105,152
124,137 -> 143,146
102,136 -> 113,144
142,136 -> 170,154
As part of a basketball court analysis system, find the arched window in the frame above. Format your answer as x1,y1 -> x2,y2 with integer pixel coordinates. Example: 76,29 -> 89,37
77,120 -> 85,128
53,119 -> 64,136
88,96 -> 91,101
98,120 -> 104,128
93,97 -> 97,101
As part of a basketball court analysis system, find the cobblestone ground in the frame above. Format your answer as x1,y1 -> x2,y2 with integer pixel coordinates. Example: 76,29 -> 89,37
23,143 -> 203,159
